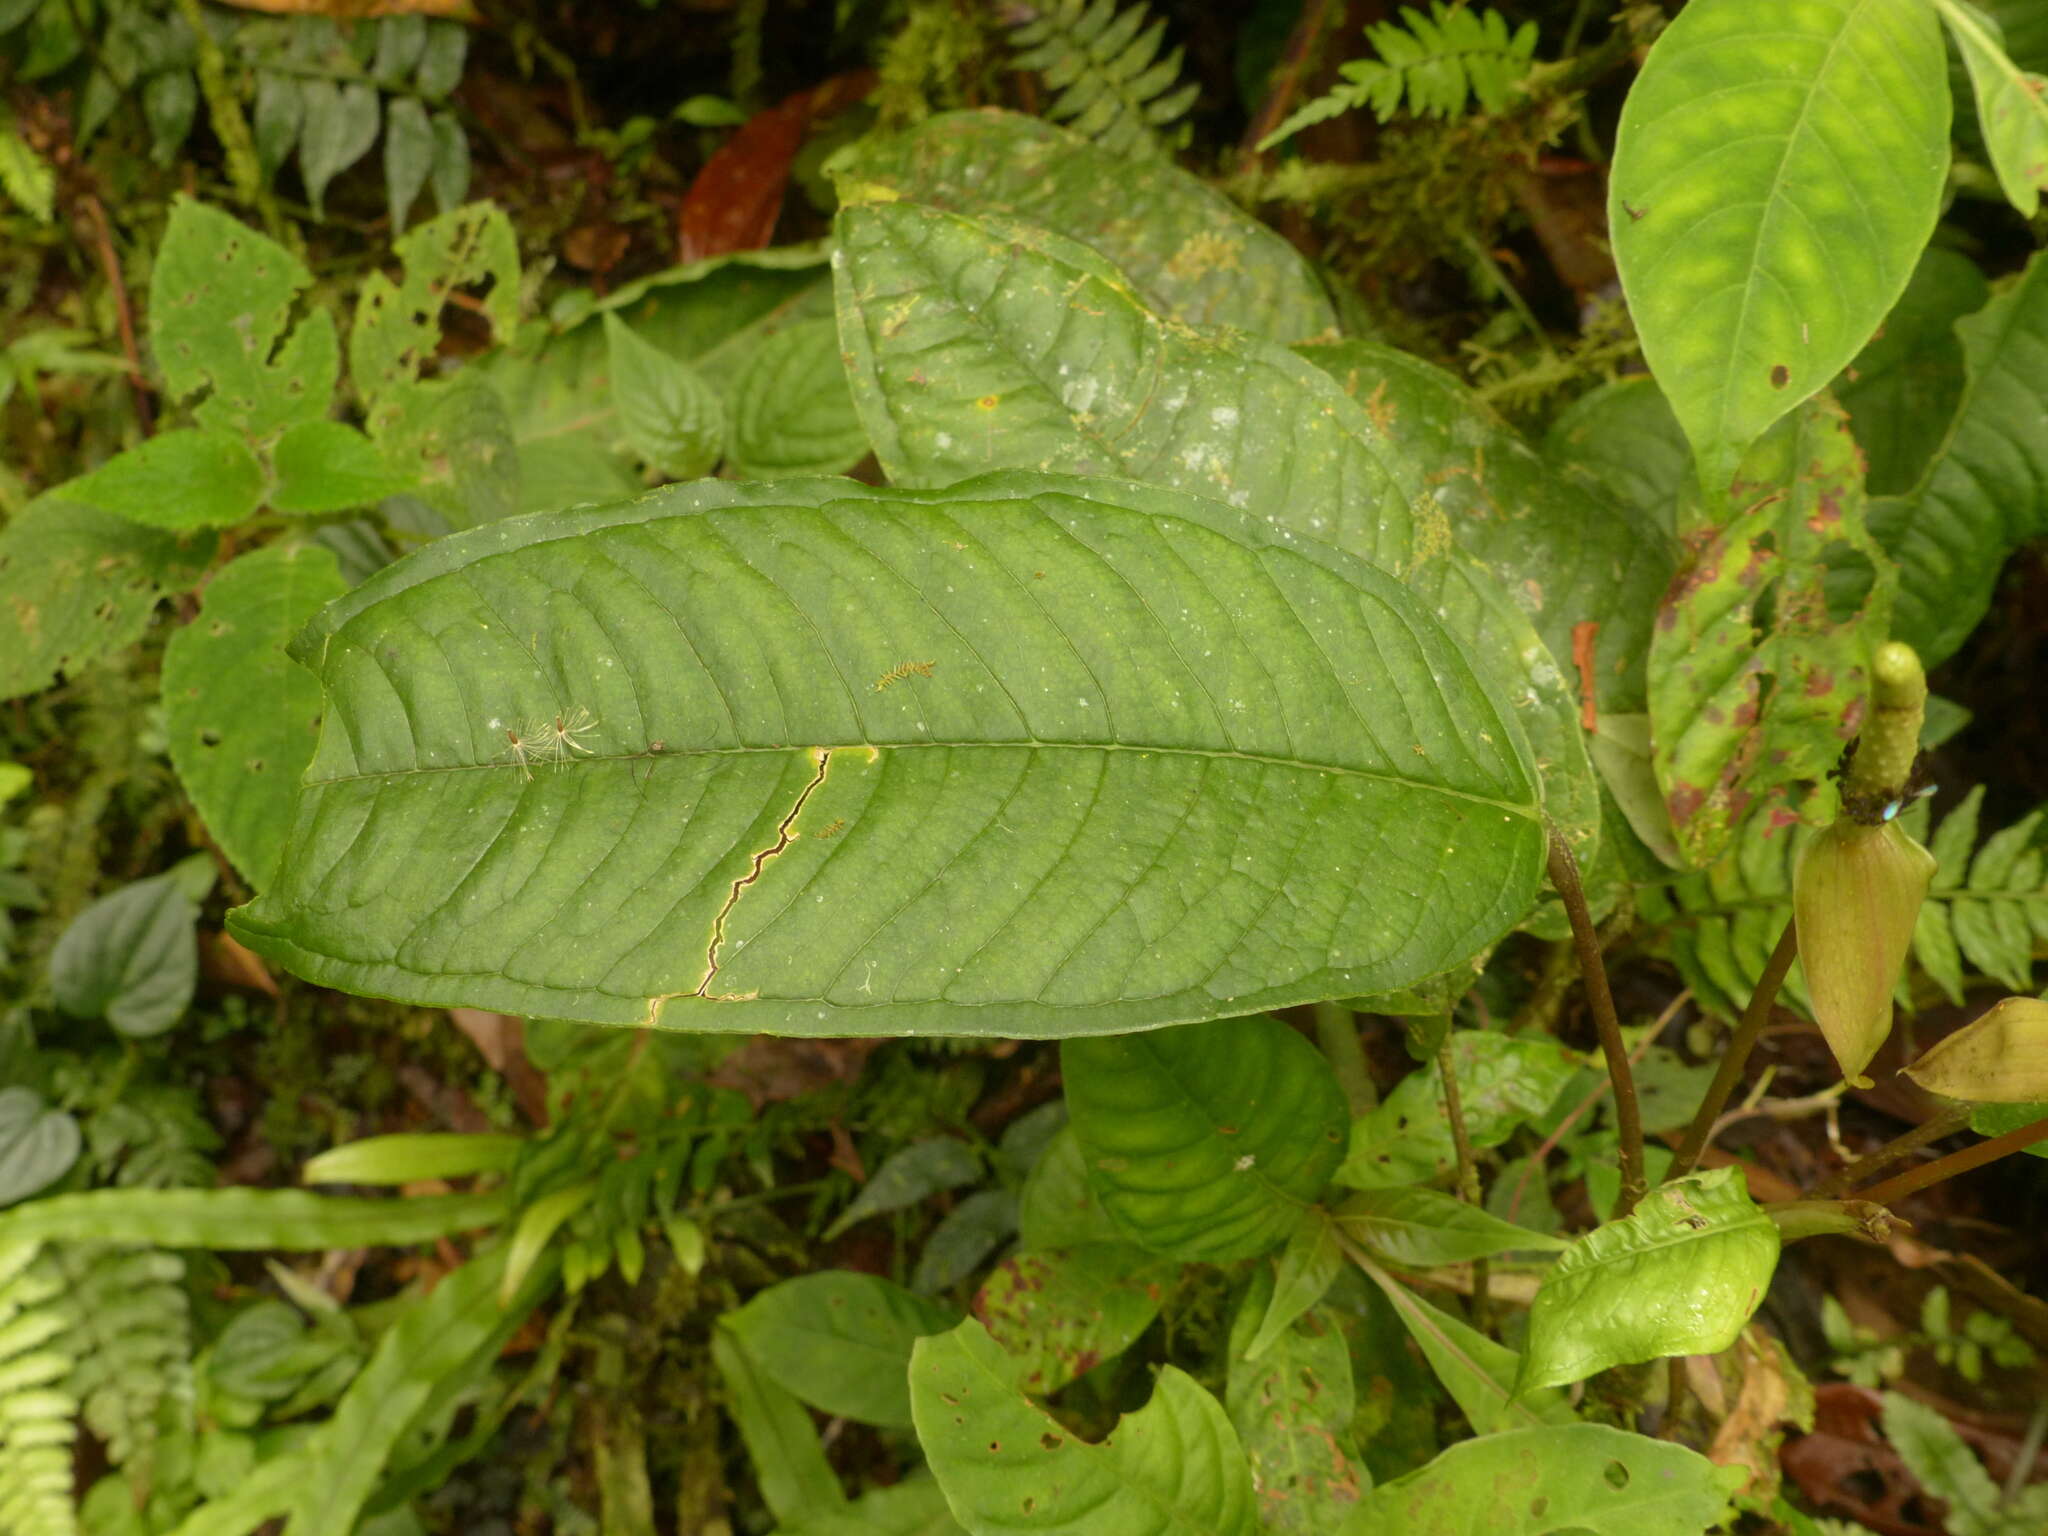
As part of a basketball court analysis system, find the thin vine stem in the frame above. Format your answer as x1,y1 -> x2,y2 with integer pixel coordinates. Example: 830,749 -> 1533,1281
1667,919 -> 1799,1181
1851,1114 -> 2048,1207
1811,1101 -> 1977,1200
1437,1028 -> 1489,1328
1545,826 -> 1645,1216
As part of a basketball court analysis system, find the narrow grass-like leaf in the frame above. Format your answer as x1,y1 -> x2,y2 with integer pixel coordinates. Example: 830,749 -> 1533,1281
230,473 -> 1544,1036
910,1318 -> 1257,1536
715,1325 -> 845,1524
1610,0 -> 1949,491
1064,1015 -> 1348,1262
848,109 -> 1335,341
0,1186 -> 509,1250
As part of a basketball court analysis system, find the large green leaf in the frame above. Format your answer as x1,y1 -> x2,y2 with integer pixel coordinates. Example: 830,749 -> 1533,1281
972,1245 -> 1169,1393
1064,1015 -> 1348,1262
1517,1169 -> 1780,1394
1340,1425 -> 1739,1536
0,499 -> 215,701
1226,1270 -> 1368,1533
909,1318 -> 1257,1536
847,109 -> 1336,342
1298,342 -> 1674,716
1016,1127 -> 1124,1250
1876,248 -> 2048,665
1541,378 -> 1689,528
1609,0 -> 1950,491
230,473 -> 1544,1036
727,1271 -> 957,1428
1835,247 -> 1989,496
164,543 -> 350,886
1649,395 -> 1892,865
833,200 -> 1420,571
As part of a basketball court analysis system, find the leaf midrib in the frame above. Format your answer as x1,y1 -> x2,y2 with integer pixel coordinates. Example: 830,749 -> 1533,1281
314,736 -> 1539,816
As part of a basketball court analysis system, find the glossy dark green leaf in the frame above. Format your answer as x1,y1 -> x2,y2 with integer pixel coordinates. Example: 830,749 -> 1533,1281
726,317 -> 869,478
0,1088 -> 81,1208
1610,0 -> 1949,491
848,109 -> 1336,341
728,1272 -> 958,1427
1064,1015 -> 1348,1262
163,544 -> 350,887
1650,396 -> 1892,865
64,428 -> 264,531
1836,247 -> 1988,496
50,873 -> 198,1038
1340,1425 -> 1739,1535
1876,249 -> 2048,665
1518,1169 -> 1780,1394
910,1319 -> 1257,1536
0,500 -> 215,702
230,474 -> 1544,1035
1227,1270 -> 1368,1532
972,1244 -> 1169,1393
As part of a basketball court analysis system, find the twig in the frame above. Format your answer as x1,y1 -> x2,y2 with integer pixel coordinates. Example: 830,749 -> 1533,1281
77,194 -> 152,437
1546,825 -> 1645,1216
1812,1102 -> 1976,1199
1314,999 -> 1377,1114
1437,1030 -> 1488,1329
2003,1396 -> 2048,1511
1667,920 -> 1798,1182
1237,0 -> 1342,170
1851,1114 -> 2048,1208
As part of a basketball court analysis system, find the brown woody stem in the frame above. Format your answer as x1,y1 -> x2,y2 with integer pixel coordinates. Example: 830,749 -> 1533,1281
1812,1101 -> 1975,1199
1852,1114 -> 2048,1207
1668,920 -> 1799,1181
1546,825 -> 1645,1216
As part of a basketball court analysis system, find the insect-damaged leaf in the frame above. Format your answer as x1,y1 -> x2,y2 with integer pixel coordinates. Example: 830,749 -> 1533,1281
228,472 -> 1543,1037
1649,395 -> 1893,866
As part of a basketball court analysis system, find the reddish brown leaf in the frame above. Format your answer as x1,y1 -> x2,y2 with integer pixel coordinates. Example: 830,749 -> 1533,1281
677,96 -> 810,262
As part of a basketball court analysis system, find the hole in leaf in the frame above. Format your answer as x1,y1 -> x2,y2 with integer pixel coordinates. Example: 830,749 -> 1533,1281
1602,1460 -> 1629,1490
987,1441 -> 1001,1453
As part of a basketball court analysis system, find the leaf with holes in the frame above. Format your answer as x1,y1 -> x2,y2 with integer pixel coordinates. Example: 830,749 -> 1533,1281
1650,395 -> 1893,865
1518,1169 -> 1780,1394
1609,0 -> 1949,492
228,473 -> 1544,1035
727,1271 -> 958,1428
1227,1268 -> 1368,1533
847,109 -> 1335,341
164,543 -> 350,886
1874,248 -> 2048,666
911,1318 -> 1256,1535
972,1245 -> 1171,1394
150,196 -> 338,438
0,500 -> 215,702
1340,1424 -> 1740,1535
1064,1015 -> 1348,1262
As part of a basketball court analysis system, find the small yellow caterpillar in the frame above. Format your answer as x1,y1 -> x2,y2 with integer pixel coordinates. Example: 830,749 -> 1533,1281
871,660 -> 936,693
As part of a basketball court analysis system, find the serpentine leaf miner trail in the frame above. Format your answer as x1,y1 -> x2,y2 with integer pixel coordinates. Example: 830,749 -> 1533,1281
694,748 -> 834,998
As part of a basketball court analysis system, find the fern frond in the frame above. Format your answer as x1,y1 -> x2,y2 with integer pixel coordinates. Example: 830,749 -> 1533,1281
1259,2 -> 1539,151
1005,0 -> 1198,159
51,1245 -> 191,1483
1638,790 -> 2046,1022
0,1242 -> 80,1536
